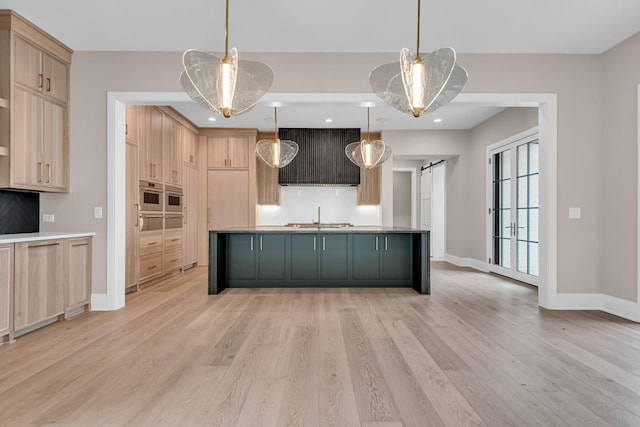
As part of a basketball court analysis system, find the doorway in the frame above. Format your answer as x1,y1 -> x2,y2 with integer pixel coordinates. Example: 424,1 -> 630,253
421,161 -> 446,261
487,128 -> 540,286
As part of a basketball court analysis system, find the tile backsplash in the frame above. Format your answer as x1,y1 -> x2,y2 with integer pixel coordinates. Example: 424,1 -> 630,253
0,189 -> 39,234
258,186 -> 380,226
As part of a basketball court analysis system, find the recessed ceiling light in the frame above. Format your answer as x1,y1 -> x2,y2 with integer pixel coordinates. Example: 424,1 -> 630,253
208,117 -> 216,122
433,118 -> 442,123
325,118 -> 333,123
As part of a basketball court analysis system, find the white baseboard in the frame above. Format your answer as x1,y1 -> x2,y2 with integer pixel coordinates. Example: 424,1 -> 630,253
444,253 -> 489,272
602,294 -> 639,322
90,293 -> 109,311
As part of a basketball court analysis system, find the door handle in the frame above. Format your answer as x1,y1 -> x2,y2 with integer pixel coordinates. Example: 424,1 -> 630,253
375,236 -> 379,251
322,236 -> 325,251
385,236 -> 388,251
250,236 -> 254,251
260,236 -> 263,251
313,236 -> 316,251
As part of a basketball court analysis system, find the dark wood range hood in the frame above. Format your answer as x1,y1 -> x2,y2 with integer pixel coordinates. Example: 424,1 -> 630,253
278,128 -> 360,186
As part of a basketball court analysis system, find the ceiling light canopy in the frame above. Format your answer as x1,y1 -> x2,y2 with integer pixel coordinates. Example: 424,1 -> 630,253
369,0 -> 468,118
345,108 -> 391,169
256,107 -> 299,169
180,0 -> 274,118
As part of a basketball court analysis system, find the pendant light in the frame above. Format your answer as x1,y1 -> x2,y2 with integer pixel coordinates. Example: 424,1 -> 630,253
256,107 -> 299,168
369,0 -> 467,118
345,108 -> 391,169
180,0 -> 274,118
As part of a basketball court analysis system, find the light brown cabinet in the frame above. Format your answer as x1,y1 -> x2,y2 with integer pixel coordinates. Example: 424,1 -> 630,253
65,238 -> 92,316
183,127 -> 198,166
0,244 -> 13,344
0,12 -> 71,193
125,141 -> 139,291
163,229 -> 183,274
125,104 -> 139,145
256,131 -> 280,205
203,129 -> 257,230
139,230 -> 163,283
183,165 -> 198,268
14,239 -> 65,331
139,107 -> 163,181
356,132 -> 382,205
207,136 -> 250,169
14,35 -> 68,104
163,115 -> 182,185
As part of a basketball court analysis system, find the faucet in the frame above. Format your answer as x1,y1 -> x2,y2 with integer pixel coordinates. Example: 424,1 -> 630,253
313,206 -> 321,227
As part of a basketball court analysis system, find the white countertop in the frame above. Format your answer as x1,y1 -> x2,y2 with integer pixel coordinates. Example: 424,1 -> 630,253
0,232 -> 96,244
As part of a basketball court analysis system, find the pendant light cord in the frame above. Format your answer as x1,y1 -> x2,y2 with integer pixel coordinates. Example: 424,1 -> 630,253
366,108 -> 371,143
274,107 -> 279,140
416,0 -> 421,59
224,0 -> 230,59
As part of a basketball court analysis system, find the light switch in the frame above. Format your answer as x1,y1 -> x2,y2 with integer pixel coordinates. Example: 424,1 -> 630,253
94,207 -> 103,219
43,214 -> 55,223
569,207 -> 581,219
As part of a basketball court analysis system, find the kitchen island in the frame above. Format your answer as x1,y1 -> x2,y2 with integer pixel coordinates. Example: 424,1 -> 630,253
208,227 -> 430,295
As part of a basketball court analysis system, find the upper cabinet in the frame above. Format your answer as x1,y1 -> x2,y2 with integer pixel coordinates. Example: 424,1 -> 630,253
182,127 -> 198,166
207,135 -> 250,169
138,107 -> 163,182
163,115 -> 182,185
0,10 -> 72,193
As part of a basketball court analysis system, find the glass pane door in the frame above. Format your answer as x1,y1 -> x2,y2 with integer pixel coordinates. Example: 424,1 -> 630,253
490,135 -> 539,286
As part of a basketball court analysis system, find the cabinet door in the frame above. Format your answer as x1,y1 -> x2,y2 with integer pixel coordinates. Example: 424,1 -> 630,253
228,136 -> 249,168
138,107 -> 152,179
207,170 -> 249,229
14,36 -> 42,92
42,53 -> 68,104
183,165 -> 198,267
257,234 -> 287,280
126,141 -> 139,289
381,234 -> 412,281
183,128 -> 198,165
290,234 -> 318,280
125,105 -> 139,144
65,238 -> 91,311
148,108 -> 163,180
352,234 -> 380,280
42,99 -> 67,190
14,240 -> 64,330
319,233 -> 349,280
227,234 -> 256,280
207,137 -> 229,168
12,87 -> 42,187
0,244 -> 13,341
163,115 -> 182,184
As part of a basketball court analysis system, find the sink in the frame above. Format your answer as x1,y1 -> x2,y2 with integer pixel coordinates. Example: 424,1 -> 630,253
285,222 -> 353,228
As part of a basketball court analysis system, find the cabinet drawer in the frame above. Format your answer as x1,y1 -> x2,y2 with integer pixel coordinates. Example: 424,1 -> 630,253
140,253 -> 163,281
163,249 -> 182,273
140,231 -> 163,256
164,230 -> 182,251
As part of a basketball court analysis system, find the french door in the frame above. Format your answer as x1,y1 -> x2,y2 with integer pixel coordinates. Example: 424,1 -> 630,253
489,134 -> 540,286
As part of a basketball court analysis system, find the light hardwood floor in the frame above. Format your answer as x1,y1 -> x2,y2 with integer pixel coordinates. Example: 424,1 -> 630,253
1,262 -> 640,426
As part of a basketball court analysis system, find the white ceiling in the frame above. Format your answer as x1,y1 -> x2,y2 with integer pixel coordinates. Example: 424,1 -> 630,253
2,0 -> 638,130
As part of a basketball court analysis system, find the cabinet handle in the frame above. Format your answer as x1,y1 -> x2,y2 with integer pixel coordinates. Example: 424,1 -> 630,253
184,207 -> 187,224
190,155 -> 194,163
323,236 -> 325,251
260,236 -> 263,251
385,236 -> 388,251
125,124 -> 128,136
171,258 -> 179,263
149,163 -> 153,177
46,77 -> 51,92
313,236 -> 316,251
171,238 -> 179,242
147,242 -> 158,246
37,161 -> 43,182
250,236 -> 254,251
229,158 -> 231,167
28,242 -> 60,248
148,265 -> 157,270
38,73 -> 43,88
135,204 -> 141,227
375,236 -> 379,251
46,163 -> 51,183
72,243 -> 89,247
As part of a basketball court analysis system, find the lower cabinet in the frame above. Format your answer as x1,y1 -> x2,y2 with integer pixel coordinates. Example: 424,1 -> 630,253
139,231 -> 163,283
352,233 -> 412,281
163,229 -> 183,274
290,234 -> 318,280
0,244 -> 13,344
14,240 -> 65,331
319,234 -> 349,280
227,233 -> 256,280
257,234 -> 287,280
65,237 -> 92,316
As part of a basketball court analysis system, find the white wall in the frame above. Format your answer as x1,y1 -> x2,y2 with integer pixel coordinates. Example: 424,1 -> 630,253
257,186 -> 380,226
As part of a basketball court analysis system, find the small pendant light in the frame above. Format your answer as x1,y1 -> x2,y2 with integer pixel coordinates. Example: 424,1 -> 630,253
345,108 -> 391,169
256,107 -> 299,168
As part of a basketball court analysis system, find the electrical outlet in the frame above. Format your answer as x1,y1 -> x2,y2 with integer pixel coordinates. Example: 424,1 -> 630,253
94,207 -> 103,219
43,214 -> 55,223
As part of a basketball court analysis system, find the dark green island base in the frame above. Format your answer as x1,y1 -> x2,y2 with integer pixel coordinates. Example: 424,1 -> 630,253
208,228 -> 430,295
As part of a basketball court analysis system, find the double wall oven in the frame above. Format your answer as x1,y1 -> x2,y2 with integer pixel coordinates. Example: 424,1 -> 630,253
138,181 -> 183,231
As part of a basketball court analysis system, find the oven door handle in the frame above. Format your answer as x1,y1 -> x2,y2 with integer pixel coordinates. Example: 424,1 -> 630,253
140,186 -> 163,194
166,191 -> 183,197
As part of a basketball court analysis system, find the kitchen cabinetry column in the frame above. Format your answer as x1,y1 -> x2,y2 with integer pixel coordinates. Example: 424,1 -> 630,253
0,244 -> 13,344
